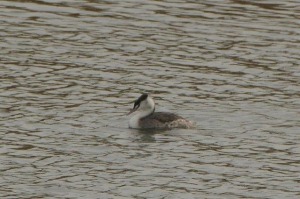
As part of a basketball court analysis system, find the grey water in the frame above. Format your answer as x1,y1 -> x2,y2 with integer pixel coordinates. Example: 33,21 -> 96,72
1,0 -> 300,198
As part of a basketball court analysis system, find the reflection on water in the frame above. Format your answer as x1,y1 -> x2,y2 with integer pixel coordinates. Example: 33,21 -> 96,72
135,131 -> 157,143
1,0 -> 300,198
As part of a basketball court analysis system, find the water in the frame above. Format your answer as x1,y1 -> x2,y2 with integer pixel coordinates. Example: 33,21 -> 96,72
1,0 -> 300,198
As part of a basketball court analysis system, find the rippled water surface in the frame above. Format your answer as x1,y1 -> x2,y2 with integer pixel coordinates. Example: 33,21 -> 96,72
1,0 -> 300,198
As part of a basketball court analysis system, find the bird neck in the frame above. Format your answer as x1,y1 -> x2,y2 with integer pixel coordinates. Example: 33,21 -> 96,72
129,108 -> 154,129
136,106 -> 155,119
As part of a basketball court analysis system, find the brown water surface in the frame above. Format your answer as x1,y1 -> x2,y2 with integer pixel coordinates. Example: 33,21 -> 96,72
1,0 -> 300,198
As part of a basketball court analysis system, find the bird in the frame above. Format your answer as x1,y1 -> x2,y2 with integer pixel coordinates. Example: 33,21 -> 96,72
127,94 -> 195,129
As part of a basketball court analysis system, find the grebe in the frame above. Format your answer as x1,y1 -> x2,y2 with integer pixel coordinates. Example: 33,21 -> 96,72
127,94 -> 195,129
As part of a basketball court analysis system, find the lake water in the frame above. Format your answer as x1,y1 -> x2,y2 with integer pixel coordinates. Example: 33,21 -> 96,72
1,0 -> 300,198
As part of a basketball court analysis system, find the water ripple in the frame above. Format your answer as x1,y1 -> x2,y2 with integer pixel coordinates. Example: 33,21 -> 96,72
1,0 -> 300,198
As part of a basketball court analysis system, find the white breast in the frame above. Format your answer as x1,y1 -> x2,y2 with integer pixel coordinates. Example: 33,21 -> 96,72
129,114 -> 140,128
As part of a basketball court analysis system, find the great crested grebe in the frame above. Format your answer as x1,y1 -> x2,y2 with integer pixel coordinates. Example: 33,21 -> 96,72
127,94 -> 195,129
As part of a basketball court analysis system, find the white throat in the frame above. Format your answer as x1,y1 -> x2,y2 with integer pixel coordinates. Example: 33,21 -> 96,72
129,97 -> 155,128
